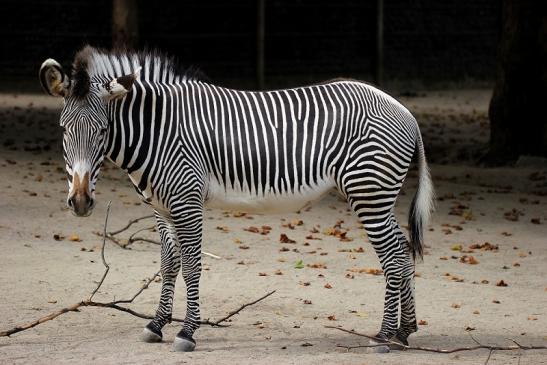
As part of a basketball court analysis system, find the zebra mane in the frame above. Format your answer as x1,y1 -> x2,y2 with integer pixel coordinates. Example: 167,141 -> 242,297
71,45 -> 208,99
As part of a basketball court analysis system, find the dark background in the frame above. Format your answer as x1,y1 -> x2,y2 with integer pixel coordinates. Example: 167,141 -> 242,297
1,0 -> 499,91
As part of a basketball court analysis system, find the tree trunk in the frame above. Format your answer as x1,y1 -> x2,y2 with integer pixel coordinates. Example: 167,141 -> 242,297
112,0 -> 139,49
487,0 -> 547,164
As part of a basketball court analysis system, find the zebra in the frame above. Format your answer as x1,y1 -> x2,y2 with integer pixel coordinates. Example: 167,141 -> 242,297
39,46 -> 434,353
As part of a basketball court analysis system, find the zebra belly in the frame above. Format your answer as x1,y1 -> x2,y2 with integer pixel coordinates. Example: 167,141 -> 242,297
205,177 -> 336,214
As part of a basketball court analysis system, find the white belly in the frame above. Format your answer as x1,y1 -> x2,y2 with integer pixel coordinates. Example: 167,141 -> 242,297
205,177 -> 336,213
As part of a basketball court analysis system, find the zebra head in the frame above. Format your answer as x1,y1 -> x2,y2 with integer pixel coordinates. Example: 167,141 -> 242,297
39,57 -> 138,216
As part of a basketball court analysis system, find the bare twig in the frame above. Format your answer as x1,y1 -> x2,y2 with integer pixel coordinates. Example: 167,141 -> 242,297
128,236 -> 161,245
211,290 -> 276,326
99,214 -> 223,259
88,201 -> 112,301
113,270 -> 161,305
108,214 -> 154,236
326,326 -> 547,354
127,225 -> 156,243
1,207 -> 274,337
484,348 -> 494,365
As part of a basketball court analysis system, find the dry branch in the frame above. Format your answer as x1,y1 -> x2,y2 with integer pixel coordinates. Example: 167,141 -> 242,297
1,205 -> 273,338
97,214 -> 222,259
326,326 -> 547,354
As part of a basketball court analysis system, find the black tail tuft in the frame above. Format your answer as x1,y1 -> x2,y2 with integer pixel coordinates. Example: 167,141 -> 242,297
408,194 -> 424,261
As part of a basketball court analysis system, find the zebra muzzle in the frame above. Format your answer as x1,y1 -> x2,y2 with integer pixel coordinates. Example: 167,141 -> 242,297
68,171 -> 95,217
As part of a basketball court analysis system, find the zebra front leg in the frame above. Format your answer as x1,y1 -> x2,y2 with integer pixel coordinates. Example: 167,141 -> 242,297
172,199 -> 203,352
142,211 -> 181,343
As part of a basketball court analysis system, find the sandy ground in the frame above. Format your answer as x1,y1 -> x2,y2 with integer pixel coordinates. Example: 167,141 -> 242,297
0,91 -> 546,364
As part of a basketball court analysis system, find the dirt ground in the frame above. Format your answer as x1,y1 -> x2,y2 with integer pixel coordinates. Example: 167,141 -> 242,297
0,91 -> 546,364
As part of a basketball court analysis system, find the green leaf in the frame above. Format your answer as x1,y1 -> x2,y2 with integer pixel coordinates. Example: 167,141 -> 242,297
294,259 -> 304,269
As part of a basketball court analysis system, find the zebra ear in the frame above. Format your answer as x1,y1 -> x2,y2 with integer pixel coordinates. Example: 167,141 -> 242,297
101,67 -> 140,101
39,59 -> 70,97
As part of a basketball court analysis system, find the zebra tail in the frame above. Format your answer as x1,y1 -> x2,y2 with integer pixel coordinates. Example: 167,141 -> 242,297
408,131 -> 434,261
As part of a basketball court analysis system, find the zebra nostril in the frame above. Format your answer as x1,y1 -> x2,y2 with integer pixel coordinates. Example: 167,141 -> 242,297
87,197 -> 95,209
67,197 -> 74,209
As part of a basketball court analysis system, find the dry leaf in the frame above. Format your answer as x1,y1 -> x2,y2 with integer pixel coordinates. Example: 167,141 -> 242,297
460,255 -> 479,265
324,283 -> 333,289
68,234 -> 81,242
280,234 -> 296,244
418,319 -> 428,325
496,280 -> 508,287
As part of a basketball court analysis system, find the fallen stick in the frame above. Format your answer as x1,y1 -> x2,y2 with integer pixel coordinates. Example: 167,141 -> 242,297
325,326 -> 547,354
108,214 -> 155,236
1,205 -> 272,337
209,290 -> 276,326
97,215 -> 223,259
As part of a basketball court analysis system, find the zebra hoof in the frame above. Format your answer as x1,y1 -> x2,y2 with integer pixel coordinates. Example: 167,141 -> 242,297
369,335 -> 390,353
389,334 -> 409,350
142,324 -> 162,343
172,335 -> 196,352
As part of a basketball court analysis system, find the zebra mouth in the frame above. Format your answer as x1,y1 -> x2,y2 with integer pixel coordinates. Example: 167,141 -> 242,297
69,196 -> 96,217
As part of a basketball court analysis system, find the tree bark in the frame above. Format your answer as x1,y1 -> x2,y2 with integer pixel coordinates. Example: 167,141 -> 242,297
112,0 -> 139,49
487,0 -> 547,164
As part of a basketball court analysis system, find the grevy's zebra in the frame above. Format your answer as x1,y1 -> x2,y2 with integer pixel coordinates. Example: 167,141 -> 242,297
40,46 -> 434,353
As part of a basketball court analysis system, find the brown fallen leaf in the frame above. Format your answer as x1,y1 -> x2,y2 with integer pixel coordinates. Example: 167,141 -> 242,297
216,226 -> 229,233
274,269 -> 283,275
324,283 -> 333,289
303,299 -> 312,304
244,226 -> 260,233
239,245 -> 249,250
418,319 -> 428,325
307,263 -> 327,269
451,303 -> 461,309
280,234 -> 296,244
68,234 -> 81,242
469,242 -> 499,251
327,315 -> 336,321
347,267 -> 383,276
531,218 -> 541,224
473,310 -> 480,314
258,272 -> 268,276
504,208 -> 523,221
465,326 -> 476,331
496,280 -> 508,287
460,255 -> 479,265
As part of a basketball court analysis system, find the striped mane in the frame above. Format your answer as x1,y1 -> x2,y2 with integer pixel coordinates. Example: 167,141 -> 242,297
71,45 -> 207,99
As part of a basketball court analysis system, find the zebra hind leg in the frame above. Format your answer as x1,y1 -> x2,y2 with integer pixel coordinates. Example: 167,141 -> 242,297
391,217 -> 418,348
142,212 -> 181,343
346,193 -> 406,353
